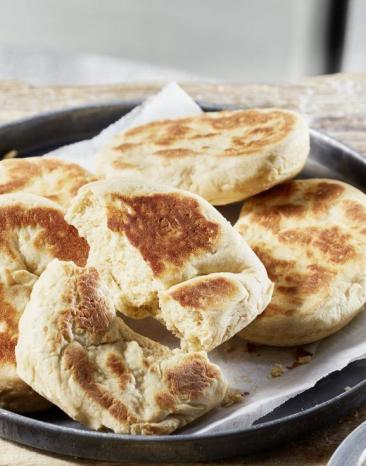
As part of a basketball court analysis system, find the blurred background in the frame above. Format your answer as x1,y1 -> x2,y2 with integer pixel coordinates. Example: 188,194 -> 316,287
0,0 -> 363,85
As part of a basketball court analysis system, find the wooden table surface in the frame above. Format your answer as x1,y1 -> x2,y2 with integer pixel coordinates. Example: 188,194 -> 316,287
1,73 -> 366,466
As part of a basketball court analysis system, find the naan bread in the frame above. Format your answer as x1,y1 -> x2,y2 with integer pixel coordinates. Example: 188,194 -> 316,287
95,109 -> 309,205
0,157 -> 96,207
235,179 -> 366,346
0,193 -> 89,411
16,259 -> 227,434
65,177 -> 273,352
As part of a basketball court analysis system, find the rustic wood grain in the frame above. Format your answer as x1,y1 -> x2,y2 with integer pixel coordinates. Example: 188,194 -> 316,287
1,73 -> 366,154
1,73 -> 366,466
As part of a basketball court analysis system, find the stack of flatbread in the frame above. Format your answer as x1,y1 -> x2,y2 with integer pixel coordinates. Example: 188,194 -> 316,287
0,105 -> 365,435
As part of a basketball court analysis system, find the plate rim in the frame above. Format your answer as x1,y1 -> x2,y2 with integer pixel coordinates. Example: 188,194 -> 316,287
0,100 -> 366,452
2,370 -> 366,443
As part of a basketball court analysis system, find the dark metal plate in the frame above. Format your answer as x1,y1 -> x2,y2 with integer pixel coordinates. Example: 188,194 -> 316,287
328,420 -> 366,466
0,102 -> 366,463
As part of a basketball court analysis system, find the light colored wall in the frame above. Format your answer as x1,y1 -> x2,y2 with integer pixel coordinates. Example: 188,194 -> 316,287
343,0 -> 366,73
0,0 -> 331,82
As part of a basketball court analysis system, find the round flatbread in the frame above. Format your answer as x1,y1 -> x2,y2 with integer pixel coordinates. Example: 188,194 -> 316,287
0,193 -> 89,411
95,109 -> 309,205
16,259 -> 227,434
0,157 -> 97,208
235,179 -> 366,346
65,177 -> 273,352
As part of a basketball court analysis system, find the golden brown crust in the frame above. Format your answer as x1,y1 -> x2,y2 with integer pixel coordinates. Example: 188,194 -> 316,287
343,200 -> 366,222
165,357 -> 220,400
276,265 -> 334,306
112,160 -> 138,170
252,245 -> 296,281
107,193 -> 220,275
155,392 -> 176,411
154,148 -> 196,158
0,205 -> 89,267
0,285 -> 18,364
75,268 -> 112,335
113,110 -> 295,159
248,204 -> 305,233
107,354 -> 131,391
304,181 -> 345,212
252,181 -> 298,201
64,344 -> 134,423
253,245 -> 334,310
0,157 -> 97,208
263,304 -> 296,317
170,277 -> 238,309
278,227 -> 355,264
55,310 -> 73,347
253,180 -> 344,204
242,181 -> 346,234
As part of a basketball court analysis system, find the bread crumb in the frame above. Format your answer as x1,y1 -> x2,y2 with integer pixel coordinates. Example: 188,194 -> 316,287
297,355 -> 312,364
287,348 -> 313,369
2,149 -> 17,160
270,363 -> 285,378
222,389 -> 245,407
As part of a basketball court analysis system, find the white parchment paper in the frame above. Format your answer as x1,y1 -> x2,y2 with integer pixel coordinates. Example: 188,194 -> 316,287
47,82 -> 366,434
48,82 -> 202,170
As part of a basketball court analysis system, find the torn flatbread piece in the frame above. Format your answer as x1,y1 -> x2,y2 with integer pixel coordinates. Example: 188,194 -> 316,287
65,178 -> 273,351
16,259 -> 227,434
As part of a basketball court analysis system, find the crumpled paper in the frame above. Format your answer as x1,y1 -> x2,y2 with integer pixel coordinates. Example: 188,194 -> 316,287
47,82 -> 202,169
47,82 -> 366,434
